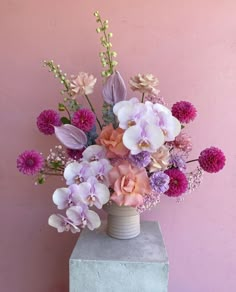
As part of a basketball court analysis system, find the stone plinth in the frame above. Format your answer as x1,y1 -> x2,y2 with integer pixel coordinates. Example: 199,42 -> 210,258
69,221 -> 169,292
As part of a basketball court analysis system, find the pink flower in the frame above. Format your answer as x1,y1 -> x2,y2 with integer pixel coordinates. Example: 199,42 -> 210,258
198,147 -> 226,173
173,132 -> 192,152
70,72 -> 97,96
164,168 -> 188,197
67,148 -> 85,160
37,109 -> 61,135
171,101 -> 197,124
109,161 -> 151,207
72,108 -> 96,132
17,150 -> 44,175
129,74 -> 159,95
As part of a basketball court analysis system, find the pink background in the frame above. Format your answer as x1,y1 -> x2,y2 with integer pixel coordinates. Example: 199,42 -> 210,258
1,0 -> 236,291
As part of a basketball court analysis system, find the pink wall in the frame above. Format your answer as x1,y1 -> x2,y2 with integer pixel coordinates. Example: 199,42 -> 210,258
1,0 -> 236,291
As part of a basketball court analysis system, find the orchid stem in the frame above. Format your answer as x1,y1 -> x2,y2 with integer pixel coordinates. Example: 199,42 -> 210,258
84,94 -> 102,130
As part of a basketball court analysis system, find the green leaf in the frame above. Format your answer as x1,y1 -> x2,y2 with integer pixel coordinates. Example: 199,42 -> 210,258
61,117 -> 71,124
58,103 -> 65,111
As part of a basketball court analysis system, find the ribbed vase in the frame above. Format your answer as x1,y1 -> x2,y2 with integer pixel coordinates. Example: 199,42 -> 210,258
103,203 -> 140,240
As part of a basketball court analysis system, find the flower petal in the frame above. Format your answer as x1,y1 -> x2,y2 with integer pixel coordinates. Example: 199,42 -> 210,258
52,188 -> 71,210
86,210 -> 101,230
54,124 -> 87,149
103,71 -> 127,105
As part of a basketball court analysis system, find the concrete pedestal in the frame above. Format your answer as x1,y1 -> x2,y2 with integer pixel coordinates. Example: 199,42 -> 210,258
69,221 -> 169,292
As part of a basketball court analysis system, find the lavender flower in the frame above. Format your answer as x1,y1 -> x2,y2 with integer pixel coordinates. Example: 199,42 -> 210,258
150,171 -> 170,193
129,151 -> 151,168
170,154 -> 186,171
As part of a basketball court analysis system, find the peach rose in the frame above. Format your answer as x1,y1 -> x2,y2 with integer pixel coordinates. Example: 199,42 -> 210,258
149,145 -> 170,172
108,161 -> 151,207
96,124 -> 129,158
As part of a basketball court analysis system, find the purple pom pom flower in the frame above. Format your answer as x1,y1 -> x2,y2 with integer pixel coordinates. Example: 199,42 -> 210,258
171,101 -> 197,124
164,168 -> 188,197
198,147 -> 226,173
150,171 -> 170,193
72,108 -> 96,132
17,150 -> 44,175
37,109 -> 61,135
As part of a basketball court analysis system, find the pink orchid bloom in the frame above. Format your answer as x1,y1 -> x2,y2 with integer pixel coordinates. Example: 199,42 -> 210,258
90,158 -> 112,186
52,184 -> 81,209
123,120 -> 165,155
74,177 -> 110,209
66,204 -> 101,230
64,161 -> 92,185
82,145 -> 107,162
48,214 -> 80,233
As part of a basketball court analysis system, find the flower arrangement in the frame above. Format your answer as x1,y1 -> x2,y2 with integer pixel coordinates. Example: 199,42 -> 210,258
17,11 -> 225,234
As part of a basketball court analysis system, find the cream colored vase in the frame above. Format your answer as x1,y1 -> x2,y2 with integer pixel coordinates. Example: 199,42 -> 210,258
103,203 -> 140,239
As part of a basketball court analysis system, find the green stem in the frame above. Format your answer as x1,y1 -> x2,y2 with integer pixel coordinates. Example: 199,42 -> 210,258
84,94 -> 102,130
64,104 -> 72,121
186,159 -> 199,164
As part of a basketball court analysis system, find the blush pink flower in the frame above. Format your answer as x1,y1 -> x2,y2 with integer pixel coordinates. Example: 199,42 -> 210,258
70,72 -> 97,96
129,74 -> 159,95
72,108 -> 96,132
37,109 -> 61,135
198,147 -> 226,173
173,132 -> 192,152
109,161 -> 151,207
171,101 -> 197,124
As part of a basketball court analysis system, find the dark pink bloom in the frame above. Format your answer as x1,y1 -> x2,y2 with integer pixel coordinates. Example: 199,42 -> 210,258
171,101 -> 197,124
198,147 -> 226,173
17,150 -> 44,175
37,109 -> 61,135
72,108 -> 96,132
164,168 -> 188,197
67,148 -> 85,160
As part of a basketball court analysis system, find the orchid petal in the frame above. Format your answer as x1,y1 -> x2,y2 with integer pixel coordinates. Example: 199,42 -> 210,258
86,210 -> 101,230
52,188 -> 71,210
82,145 -> 107,161
54,124 -> 87,150
103,71 -> 127,105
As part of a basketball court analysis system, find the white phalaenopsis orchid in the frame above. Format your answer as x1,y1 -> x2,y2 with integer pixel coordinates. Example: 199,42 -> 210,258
66,204 -> 101,230
123,120 -> 165,155
64,161 -> 92,185
75,176 -> 110,208
82,145 -> 107,162
48,214 -> 80,233
52,184 -> 81,209
90,158 -> 112,186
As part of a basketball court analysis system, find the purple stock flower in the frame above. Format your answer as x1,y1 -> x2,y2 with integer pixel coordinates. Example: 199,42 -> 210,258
17,150 -> 44,175
170,154 -> 186,171
129,151 -> 151,168
150,171 -> 170,193
37,109 -> 61,135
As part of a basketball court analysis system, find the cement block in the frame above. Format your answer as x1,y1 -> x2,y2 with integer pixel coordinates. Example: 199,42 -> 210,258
70,221 -> 169,292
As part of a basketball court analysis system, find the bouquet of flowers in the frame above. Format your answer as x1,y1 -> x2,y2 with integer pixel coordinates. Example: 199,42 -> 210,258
16,11 -> 225,234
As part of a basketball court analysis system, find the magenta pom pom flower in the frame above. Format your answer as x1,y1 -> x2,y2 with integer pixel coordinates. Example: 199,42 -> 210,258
37,109 -> 61,135
72,108 -> 96,132
198,147 -> 226,173
67,148 -> 85,161
17,150 -> 44,175
164,168 -> 188,197
171,101 -> 197,124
